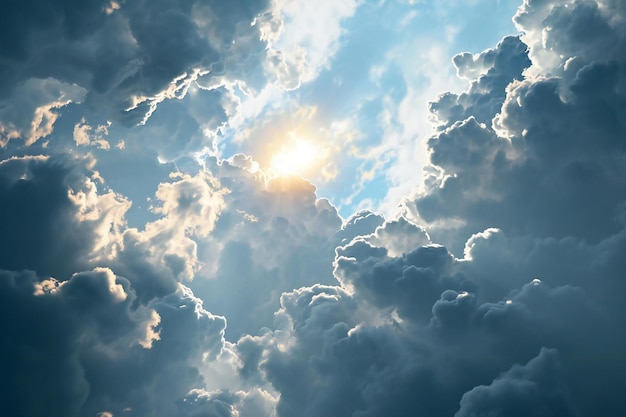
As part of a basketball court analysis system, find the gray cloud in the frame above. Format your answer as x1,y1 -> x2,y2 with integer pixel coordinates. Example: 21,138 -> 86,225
335,238 -> 471,324
430,35 -> 531,129
409,2 -> 626,254
455,348 -> 578,417
0,153 -> 233,416
0,265 -> 229,417
0,155 -> 128,278
0,0 -> 273,144
240,254 -> 617,416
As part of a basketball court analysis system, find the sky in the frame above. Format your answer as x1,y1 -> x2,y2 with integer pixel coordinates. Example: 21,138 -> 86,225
1,0 -> 625,416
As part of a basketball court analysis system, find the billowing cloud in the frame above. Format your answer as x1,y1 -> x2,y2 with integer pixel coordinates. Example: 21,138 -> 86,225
455,348 -> 578,417
0,267 -> 178,416
2,1 -> 626,417
227,2 -> 626,416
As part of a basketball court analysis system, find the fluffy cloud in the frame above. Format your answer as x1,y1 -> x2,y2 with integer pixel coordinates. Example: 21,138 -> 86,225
0,153 -> 229,300
408,1 -> 626,254
224,2 -> 626,417
113,170 -> 226,302
238,245 -> 618,416
0,153 -> 234,416
190,156 -> 344,338
0,78 -> 87,145
2,1 -> 626,417
0,267 -> 157,416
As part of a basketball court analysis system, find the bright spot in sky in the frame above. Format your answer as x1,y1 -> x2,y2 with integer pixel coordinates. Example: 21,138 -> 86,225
269,138 -> 319,177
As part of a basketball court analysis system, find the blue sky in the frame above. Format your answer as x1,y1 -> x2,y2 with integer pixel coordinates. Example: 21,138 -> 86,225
1,1 -> 626,416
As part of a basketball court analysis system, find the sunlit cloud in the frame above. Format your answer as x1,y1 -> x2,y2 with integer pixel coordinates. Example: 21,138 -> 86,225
1,1 -> 625,416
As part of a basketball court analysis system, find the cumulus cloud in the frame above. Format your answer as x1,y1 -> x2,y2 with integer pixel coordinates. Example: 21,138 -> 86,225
236,246 -> 617,416
407,1 -> 626,254
0,262 -> 229,417
222,2 -> 626,417
0,267 -> 160,416
0,153 -> 236,416
2,1 -> 626,417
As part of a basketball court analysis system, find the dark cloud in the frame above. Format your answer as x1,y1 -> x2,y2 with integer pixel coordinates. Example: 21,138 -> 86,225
242,258 -> 619,417
0,0 -> 273,144
0,269 -> 89,417
456,348 -> 578,417
78,286 -> 226,417
0,155 -> 127,278
0,154 -> 227,302
409,2 -> 626,254
0,265 -> 228,417
335,238 -> 471,323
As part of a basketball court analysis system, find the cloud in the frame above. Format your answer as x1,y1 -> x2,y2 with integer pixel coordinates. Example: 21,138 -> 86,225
0,154 -> 129,278
2,1 -> 626,417
431,35 -> 531,129
219,2 -> 626,417
455,348 -> 578,417
73,118 -> 111,149
0,78 -> 87,146
190,157 -> 344,338
176,387 -> 277,417
0,267 -> 161,416
0,265 -> 230,417
0,153 -> 236,416
110,170 -> 227,303
263,0 -> 358,86
334,237 -> 466,324
237,251 -> 614,416
0,0 -> 273,144
406,3 -> 626,253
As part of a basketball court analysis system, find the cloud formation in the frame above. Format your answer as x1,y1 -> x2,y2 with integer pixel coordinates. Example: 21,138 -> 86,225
231,2 -> 626,416
1,1 -> 626,417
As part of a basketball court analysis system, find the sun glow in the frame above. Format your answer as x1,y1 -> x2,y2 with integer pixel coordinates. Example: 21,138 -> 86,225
269,138 -> 319,177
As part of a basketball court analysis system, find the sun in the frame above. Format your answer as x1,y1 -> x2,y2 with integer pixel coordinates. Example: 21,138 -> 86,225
269,138 -> 319,177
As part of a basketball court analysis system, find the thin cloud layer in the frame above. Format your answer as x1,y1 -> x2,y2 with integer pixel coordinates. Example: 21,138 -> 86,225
0,1 -> 625,417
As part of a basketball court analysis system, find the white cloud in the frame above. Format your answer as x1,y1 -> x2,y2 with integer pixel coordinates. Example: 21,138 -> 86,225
266,0 -> 359,85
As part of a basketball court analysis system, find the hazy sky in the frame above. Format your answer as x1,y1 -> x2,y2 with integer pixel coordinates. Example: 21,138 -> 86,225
1,1 -> 625,416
